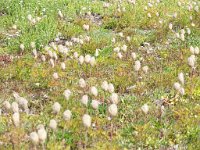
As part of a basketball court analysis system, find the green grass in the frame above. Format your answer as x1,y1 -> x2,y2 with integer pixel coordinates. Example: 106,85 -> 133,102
0,0 -> 200,149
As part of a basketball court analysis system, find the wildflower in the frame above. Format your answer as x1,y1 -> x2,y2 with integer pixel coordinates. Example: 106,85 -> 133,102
63,89 -> 71,100
49,59 -> 55,68
90,86 -> 98,97
131,52 -> 137,60
61,62 -> 66,70
58,10 -> 63,18
29,132 -> 39,145
32,49 -> 37,58
74,52 -> 79,58
117,52 -> 123,59
174,82 -> 181,91
142,66 -> 149,74
79,55 -> 84,65
20,44 -> 25,51
121,45 -> 127,52
52,102 -> 61,114
110,93 -> 119,104
12,24 -> 17,30
141,104 -> 149,114
101,81 -> 108,91
90,57 -> 96,66
41,55 -> 46,62
12,112 -> 20,127
178,72 -> 184,85
190,46 -> 195,54
134,60 -> 141,71
91,100 -> 100,109
83,24 -> 90,31
53,72 -> 59,79
194,47 -> 199,54
108,83 -> 114,93
11,102 -> 19,113
188,55 -> 196,68
84,54 -> 91,63
81,95 -> 88,106
37,128 -> 47,143
169,23 -> 173,30
63,110 -> 72,121
108,104 -> 118,117
27,14 -> 32,21
49,119 -> 57,131
3,101 -> 11,111
79,78 -> 86,88
179,87 -> 185,95
82,114 -> 91,128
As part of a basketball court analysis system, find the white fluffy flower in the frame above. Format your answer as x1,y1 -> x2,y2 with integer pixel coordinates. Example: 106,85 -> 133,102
81,95 -> 88,106
179,87 -> 185,95
83,24 -> 90,31
108,104 -> 118,117
41,55 -> 46,62
3,101 -> 11,110
121,45 -> 127,52
52,102 -> 61,114
131,52 -> 137,60
79,78 -> 86,88
84,54 -> 91,63
90,86 -> 98,97
49,119 -> 57,131
61,62 -> 66,70
134,60 -> 141,71
74,52 -> 79,58
20,44 -> 25,51
63,89 -> 71,100
11,102 -> 19,113
190,46 -> 195,54
108,83 -> 114,93
174,82 -> 181,91
53,72 -> 59,79
110,93 -> 119,104
78,55 -> 84,65
178,72 -> 184,85
142,66 -> 149,74
37,128 -> 47,143
117,52 -> 123,59
30,42 -> 36,49
91,100 -> 100,109
58,10 -> 63,18
169,23 -> 173,30
63,110 -> 72,121
29,132 -> 39,145
32,49 -> 37,58
141,104 -> 149,114
12,112 -> 20,127
194,47 -> 199,54
49,59 -> 55,68
101,81 -> 108,91
82,114 -> 91,128
188,55 -> 196,68
90,57 -> 96,66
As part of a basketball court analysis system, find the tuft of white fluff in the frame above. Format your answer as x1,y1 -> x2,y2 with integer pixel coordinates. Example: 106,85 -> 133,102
12,112 -> 20,127
108,104 -> 118,117
82,114 -> 91,128
61,62 -> 66,70
90,86 -> 98,97
81,95 -> 88,106
37,128 -> 47,143
108,83 -> 114,93
101,81 -> 109,91
11,102 -> 19,113
84,54 -> 91,63
63,89 -> 71,100
110,93 -> 119,104
134,60 -> 141,71
29,132 -> 39,145
49,119 -> 57,131
63,110 -> 72,121
141,104 -> 149,114
3,101 -> 11,111
78,55 -> 84,65
174,82 -> 181,91
178,72 -> 184,85
79,78 -> 86,88
91,100 -> 100,109
52,102 -> 61,114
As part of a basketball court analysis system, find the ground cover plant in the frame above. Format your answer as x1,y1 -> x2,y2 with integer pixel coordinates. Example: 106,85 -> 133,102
0,0 -> 200,149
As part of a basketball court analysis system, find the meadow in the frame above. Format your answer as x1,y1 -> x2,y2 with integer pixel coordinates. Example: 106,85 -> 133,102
0,0 -> 200,149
